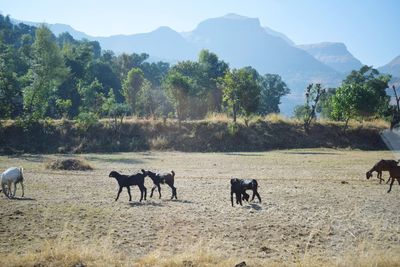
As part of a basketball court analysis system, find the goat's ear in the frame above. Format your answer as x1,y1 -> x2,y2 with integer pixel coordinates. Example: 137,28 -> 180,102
141,169 -> 146,173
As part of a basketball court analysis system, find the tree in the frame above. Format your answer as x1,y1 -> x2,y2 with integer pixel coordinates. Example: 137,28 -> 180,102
330,66 -> 390,130
23,25 -> 69,119
258,74 -> 290,115
163,72 -> 192,126
222,67 -> 261,123
122,68 -> 145,114
77,78 -> 105,115
294,83 -> 325,132
198,49 -> 229,112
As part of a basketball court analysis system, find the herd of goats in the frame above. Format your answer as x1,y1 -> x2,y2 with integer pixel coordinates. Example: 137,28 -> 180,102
0,158 -> 399,206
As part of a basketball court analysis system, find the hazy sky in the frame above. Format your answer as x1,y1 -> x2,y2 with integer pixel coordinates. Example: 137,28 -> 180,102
1,0 -> 399,67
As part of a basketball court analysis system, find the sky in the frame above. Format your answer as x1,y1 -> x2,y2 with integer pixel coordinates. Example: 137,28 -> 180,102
1,0 -> 399,67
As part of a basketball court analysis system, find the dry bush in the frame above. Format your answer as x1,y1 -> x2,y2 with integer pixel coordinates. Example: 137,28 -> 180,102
204,113 -> 231,123
150,136 -> 169,150
46,158 -> 93,171
265,113 -> 291,123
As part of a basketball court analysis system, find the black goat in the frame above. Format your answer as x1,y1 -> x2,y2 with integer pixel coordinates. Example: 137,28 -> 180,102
387,166 -> 400,193
366,159 -> 399,184
108,170 -> 147,202
230,178 -> 261,206
142,169 -> 177,199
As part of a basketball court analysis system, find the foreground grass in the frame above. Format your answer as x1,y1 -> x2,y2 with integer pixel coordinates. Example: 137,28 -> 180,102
1,237 -> 399,267
0,149 -> 399,266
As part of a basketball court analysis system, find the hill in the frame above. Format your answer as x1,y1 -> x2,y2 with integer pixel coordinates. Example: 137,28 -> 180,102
298,42 -> 363,74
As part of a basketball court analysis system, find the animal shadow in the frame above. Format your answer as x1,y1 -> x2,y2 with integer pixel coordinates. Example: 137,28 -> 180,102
244,203 -> 262,211
128,201 -> 164,207
10,197 -> 36,201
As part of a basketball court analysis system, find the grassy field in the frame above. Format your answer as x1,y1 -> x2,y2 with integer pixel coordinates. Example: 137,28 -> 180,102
0,149 -> 400,266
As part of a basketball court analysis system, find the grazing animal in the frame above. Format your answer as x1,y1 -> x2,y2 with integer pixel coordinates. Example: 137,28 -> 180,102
387,166 -> 400,193
142,169 -> 177,199
108,170 -> 147,202
366,159 -> 399,184
1,167 -> 24,198
230,178 -> 261,207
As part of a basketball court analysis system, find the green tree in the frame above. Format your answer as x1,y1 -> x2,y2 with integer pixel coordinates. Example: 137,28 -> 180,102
198,49 -> 229,112
331,66 -> 390,130
77,78 -> 105,115
258,74 -> 290,115
122,68 -> 145,114
23,25 -> 69,119
164,72 -> 192,125
222,67 -> 261,123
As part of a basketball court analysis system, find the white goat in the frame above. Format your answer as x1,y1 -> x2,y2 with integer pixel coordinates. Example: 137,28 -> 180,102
1,167 -> 24,198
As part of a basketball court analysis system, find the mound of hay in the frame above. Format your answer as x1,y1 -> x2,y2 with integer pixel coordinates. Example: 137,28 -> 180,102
46,159 -> 93,171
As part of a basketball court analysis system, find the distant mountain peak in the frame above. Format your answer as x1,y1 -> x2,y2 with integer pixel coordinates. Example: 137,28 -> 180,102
222,13 -> 252,20
298,42 -> 362,73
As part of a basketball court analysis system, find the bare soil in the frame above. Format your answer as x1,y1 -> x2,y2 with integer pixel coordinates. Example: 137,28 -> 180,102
0,149 -> 399,264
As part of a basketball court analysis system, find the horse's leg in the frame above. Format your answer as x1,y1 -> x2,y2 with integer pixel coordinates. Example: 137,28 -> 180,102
115,187 -> 123,201
127,186 -> 132,201
388,177 -> 396,193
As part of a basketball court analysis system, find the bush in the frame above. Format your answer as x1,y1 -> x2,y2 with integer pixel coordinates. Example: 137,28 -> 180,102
76,112 -> 98,132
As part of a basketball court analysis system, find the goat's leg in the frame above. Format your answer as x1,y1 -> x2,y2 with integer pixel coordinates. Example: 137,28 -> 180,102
7,182 -> 12,198
157,184 -> 161,199
388,177 -> 396,193
378,171 -> 383,184
237,193 -> 243,206
231,191 -> 234,207
172,186 -> 177,199
12,182 -> 17,198
1,183 -> 8,198
397,177 -> 400,185
20,181 -> 24,197
115,187 -> 123,201
143,186 -> 147,200
386,177 -> 392,184
254,190 -> 262,203
127,186 -> 132,201
150,185 -> 157,198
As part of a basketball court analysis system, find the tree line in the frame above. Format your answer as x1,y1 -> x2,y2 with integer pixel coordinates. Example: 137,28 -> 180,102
0,15 -> 290,125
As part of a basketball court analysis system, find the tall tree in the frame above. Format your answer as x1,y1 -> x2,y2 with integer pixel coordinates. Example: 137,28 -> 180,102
23,25 -> 69,119
258,74 -> 290,115
222,67 -> 261,123
163,72 -> 192,125
122,68 -> 145,114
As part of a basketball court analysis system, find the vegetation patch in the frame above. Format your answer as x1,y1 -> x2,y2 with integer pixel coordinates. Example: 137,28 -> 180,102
46,158 -> 93,171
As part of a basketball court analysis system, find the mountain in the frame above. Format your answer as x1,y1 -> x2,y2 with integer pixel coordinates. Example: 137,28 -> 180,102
298,42 -> 363,74
96,26 -> 197,61
12,19 -> 92,40
183,14 -> 341,87
264,26 -> 294,46
378,55 -> 400,77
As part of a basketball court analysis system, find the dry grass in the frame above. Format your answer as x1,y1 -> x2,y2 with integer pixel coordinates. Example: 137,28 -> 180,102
0,149 -> 399,266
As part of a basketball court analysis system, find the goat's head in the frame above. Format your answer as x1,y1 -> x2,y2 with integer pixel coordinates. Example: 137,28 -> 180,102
366,171 -> 373,179
109,171 -> 119,178
231,178 -> 240,185
142,169 -> 156,178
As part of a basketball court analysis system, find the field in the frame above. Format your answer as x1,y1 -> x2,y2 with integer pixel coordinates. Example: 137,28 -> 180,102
0,149 -> 400,266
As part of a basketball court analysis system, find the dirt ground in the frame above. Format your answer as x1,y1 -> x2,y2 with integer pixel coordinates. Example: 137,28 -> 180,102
0,149 -> 399,264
